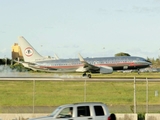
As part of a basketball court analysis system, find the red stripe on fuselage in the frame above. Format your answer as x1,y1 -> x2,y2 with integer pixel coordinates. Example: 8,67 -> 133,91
39,64 -> 84,69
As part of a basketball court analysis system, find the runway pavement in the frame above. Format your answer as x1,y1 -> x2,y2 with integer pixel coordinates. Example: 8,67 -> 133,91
0,76 -> 160,82
0,72 -> 160,81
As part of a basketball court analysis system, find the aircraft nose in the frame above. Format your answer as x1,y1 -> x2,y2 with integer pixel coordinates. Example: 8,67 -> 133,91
147,60 -> 152,66
148,61 -> 152,64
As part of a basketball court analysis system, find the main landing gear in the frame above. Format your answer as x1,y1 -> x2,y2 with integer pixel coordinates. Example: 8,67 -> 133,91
82,72 -> 91,78
137,69 -> 140,74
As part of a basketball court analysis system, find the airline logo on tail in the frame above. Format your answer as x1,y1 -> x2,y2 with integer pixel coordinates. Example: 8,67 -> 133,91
24,47 -> 34,57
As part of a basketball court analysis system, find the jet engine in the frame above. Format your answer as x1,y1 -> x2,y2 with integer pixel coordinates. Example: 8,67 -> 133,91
99,66 -> 113,74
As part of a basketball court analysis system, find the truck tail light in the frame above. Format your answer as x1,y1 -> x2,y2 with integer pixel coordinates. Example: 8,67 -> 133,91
108,116 -> 111,120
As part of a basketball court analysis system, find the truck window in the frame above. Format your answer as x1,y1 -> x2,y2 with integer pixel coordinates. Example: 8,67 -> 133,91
94,106 -> 104,116
77,106 -> 90,117
57,107 -> 73,118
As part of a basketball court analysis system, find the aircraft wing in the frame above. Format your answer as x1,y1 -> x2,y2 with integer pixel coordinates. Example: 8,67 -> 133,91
78,53 -> 113,74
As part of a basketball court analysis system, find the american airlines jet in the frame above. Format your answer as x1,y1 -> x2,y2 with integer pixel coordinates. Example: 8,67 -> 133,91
18,36 -> 152,78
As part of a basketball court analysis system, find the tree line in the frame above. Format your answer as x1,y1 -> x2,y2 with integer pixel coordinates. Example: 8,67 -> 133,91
0,58 -> 12,65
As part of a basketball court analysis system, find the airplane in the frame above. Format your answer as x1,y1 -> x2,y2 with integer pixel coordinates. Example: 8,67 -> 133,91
18,36 -> 152,78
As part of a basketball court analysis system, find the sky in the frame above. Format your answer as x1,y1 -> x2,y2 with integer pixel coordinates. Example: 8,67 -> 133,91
0,0 -> 160,59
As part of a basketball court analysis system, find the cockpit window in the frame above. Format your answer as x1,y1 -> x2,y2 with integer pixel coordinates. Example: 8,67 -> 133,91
145,60 -> 151,63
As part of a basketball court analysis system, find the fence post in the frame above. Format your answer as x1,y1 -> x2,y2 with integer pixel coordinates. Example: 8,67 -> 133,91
33,80 -> 35,114
134,76 -> 136,113
146,77 -> 148,113
84,79 -> 86,102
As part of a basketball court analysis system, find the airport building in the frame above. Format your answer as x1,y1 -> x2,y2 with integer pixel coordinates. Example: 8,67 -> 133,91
11,43 -> 23,60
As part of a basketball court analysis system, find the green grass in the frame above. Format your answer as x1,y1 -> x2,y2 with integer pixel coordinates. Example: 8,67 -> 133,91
0,79 -> 160,106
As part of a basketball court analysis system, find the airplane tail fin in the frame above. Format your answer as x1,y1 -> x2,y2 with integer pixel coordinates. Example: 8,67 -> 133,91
18,36 -> 44,62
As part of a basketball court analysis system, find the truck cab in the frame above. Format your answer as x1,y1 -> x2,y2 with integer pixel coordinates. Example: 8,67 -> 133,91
29,102 -> 112,120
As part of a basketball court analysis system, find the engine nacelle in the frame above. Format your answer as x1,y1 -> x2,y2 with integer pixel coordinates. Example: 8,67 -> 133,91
99,66 -> 113,74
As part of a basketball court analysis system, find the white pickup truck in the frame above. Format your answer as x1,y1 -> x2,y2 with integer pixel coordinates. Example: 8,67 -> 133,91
29,102 -> 116,120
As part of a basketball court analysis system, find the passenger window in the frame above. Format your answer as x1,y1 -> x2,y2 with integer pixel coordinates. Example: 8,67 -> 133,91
94,106 -> 104,116
77,106 -> 90,117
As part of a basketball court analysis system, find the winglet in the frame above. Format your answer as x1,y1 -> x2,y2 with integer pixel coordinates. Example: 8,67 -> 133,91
78,53 -> 85,62
54,54 -> 59,60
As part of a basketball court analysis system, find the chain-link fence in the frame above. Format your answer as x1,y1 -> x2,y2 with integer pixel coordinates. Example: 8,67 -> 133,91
0,78 -> 160,113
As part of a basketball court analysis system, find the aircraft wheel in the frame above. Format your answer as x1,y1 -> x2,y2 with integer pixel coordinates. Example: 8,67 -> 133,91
82,73 -> 87,77
88,74 -> 91,78
137,69 -> 140,74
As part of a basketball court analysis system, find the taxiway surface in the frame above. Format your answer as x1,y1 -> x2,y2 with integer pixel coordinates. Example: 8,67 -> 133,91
0,72 -> 160,82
